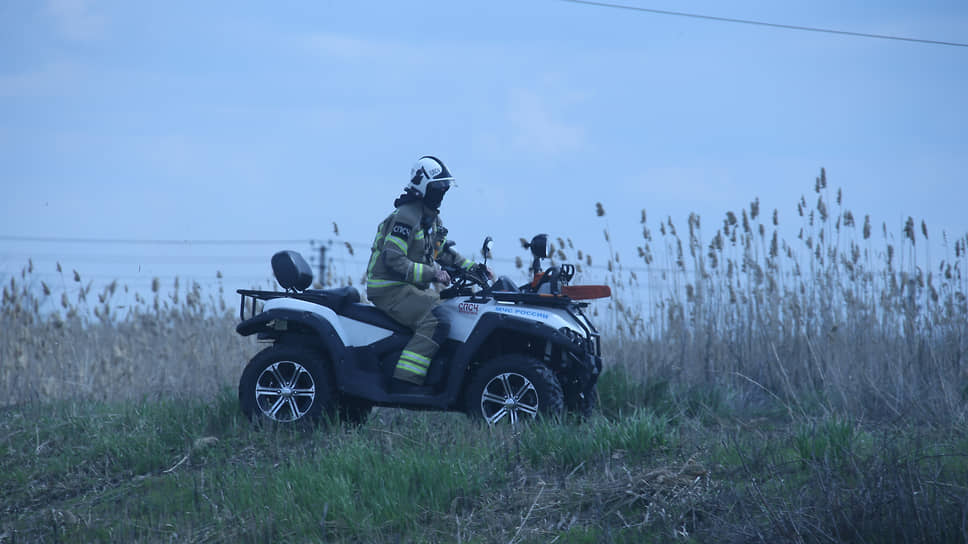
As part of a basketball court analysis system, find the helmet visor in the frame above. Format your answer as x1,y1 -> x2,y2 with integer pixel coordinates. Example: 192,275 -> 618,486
424,179 -> 451,209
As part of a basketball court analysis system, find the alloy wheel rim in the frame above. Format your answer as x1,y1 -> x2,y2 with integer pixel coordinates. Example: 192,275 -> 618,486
255,361 -> 316,422
480,372 -> 539,425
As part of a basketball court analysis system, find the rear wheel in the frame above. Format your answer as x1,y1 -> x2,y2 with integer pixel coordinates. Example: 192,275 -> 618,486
463,354 -> 564,425
239,345 -> 334,426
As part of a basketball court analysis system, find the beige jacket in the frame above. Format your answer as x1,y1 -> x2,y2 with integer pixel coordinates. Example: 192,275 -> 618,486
365,200 -> 474,293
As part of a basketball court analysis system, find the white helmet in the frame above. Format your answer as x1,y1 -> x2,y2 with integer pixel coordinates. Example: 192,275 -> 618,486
408,155 -> 454,209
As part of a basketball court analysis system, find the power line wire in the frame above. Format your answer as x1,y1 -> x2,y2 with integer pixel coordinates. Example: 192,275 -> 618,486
1,235 -> 697,273
0,253 -> 273,264
0,251 -> 691,274
558,0 -> 968,48
0,235 -> 385,256
0,235 -> 317,245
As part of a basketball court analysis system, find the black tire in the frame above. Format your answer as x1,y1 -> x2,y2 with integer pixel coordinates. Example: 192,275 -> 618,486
463,354 -> 564,424
239,345 -> 335,426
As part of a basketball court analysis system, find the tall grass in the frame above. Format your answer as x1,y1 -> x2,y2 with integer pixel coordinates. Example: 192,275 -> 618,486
593,169 -> 968,423
0,269 -> 255,404
2,168 -> 966,423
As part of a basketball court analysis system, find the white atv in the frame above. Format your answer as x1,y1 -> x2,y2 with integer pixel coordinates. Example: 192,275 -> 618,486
235,235 -> 609,426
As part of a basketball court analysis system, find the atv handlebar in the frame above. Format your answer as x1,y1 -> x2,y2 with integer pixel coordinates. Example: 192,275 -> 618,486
440,262 -> 580,299
442,263 -> 491,292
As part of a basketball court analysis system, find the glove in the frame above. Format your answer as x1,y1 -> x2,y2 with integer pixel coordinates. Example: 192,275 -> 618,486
434,268 -> 451,284
475,263 -> 495,280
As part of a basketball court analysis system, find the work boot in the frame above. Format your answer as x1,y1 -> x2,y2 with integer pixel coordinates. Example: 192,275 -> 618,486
393,367 -> 425,386
389,376 -> 431,396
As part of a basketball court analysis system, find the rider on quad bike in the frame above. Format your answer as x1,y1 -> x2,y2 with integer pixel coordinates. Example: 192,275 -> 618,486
365,156 -> 492,387
234,165 -> 609,426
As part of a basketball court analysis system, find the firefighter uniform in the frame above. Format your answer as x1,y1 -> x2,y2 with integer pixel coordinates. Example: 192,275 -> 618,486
366,199 -> 476,385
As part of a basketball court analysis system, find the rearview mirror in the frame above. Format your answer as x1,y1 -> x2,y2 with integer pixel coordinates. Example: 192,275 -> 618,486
528,234 -> 548,259
481,236 -> 493,260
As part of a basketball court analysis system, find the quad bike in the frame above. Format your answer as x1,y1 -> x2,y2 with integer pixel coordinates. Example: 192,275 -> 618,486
235,234 -> 610,426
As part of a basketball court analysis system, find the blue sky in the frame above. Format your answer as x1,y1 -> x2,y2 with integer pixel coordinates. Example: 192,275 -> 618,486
1,1 -> 966,293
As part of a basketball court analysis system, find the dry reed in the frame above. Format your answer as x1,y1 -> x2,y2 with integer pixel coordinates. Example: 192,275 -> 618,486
0,268 -> 257,404
1,168 -> 965,424
591,168 -> 968,423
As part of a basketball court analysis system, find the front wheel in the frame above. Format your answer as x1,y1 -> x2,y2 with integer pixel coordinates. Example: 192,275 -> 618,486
463,355 -> 564,425
239,345 -> 334,426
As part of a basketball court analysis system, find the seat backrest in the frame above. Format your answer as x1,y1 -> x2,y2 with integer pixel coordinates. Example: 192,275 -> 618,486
271,250 -> 313,291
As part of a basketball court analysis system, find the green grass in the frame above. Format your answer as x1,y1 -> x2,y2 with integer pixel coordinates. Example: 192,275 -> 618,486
2,379 -> 966,543
517,409 -> 672,470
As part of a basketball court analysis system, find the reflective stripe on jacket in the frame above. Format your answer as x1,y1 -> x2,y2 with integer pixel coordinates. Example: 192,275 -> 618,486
366,201 -> 474,292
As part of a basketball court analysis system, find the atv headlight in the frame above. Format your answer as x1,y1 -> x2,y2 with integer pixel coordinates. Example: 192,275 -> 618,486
559,327 -> 587,352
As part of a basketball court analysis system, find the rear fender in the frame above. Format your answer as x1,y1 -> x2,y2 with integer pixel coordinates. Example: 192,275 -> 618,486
236,308 -> 350,369
260,298 -> 348,342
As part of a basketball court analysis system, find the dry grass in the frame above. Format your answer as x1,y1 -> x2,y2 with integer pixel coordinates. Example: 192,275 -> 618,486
589,168 -> 968,423
1,167 -> 966,425
0,270 -> 257,404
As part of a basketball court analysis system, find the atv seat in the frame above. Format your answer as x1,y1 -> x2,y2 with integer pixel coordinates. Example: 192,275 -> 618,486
302,286 -> 361,313
304,286 -> 411,334
339,303 -> 411,334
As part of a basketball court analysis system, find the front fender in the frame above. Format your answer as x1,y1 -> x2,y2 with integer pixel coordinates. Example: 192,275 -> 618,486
463,313 -> 577,357
442,313 -> 599,405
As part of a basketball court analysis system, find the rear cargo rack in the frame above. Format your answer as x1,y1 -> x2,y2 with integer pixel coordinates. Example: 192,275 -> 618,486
236,287 -> 362,321
237,289 -> 284,321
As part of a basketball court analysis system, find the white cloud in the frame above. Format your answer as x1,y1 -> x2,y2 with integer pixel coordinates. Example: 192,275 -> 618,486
0,62 -> 81,97
46,0 -> 106,41
507,88 -> 585,156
